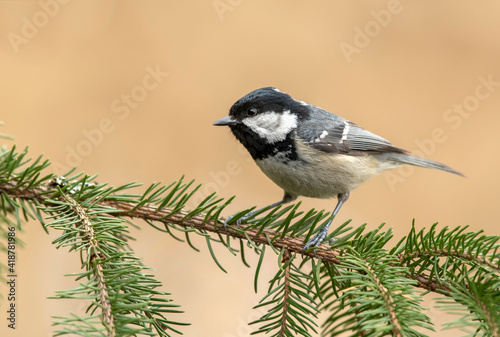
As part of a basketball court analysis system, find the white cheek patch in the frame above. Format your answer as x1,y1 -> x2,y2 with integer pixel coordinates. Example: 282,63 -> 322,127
242,110 -> 298,143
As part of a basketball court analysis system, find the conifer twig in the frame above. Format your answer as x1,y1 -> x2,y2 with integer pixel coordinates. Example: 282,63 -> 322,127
62,193 -> 116,337
0,178 -> 470,295
280,249 -> 291,337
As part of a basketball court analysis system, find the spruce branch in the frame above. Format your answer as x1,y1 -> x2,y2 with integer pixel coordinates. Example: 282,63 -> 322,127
0,173 -> 496,296
60,192 -> 116,337
0,145 -> 499,337
280,249 -> 292,336
320,248 -> 434,337
363,261 -> 403,337
402,249 -> 500,273
250,249 -> 319,337
436,278 -> 500,336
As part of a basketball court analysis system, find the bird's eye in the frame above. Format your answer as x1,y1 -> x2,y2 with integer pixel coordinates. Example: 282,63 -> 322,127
247,107 -> 258,116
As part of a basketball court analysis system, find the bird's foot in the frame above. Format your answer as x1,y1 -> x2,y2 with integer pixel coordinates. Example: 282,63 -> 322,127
224,210 -> 255,229
224,215 -> 239,229
302,230 -> 329,256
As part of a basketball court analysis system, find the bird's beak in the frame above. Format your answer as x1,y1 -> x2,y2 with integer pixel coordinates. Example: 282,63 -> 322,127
213,116 -> 238,126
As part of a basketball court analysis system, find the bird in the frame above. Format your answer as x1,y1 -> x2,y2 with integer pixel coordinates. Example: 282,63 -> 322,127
213,87 -> 463,252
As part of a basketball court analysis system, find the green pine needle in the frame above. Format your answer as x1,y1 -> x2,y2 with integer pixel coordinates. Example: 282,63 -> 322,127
0,144 -> 498,337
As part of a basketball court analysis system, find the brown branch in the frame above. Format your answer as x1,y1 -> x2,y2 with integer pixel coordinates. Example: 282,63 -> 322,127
408,273 -> 451,293
479,301 -> 499,337
102,199 -> 341,263
402,250 -> 500,273
62,193 -> 115,337
364,262 -> 403,337
279,249 -> 291,337
0,179 -> 476,295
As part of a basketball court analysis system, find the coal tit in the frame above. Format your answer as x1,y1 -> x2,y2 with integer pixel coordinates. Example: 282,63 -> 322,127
214,87 -> 463,252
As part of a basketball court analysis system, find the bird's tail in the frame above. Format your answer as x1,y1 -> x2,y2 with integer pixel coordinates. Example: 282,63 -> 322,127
379,152 -> 464,177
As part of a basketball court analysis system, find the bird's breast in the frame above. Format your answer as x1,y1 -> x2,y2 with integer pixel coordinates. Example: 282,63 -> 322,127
255,141 -> 390,199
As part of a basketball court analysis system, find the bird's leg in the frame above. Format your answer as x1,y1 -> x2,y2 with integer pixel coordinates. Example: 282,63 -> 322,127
225,191 -> 297,228
303,192 -> 349,252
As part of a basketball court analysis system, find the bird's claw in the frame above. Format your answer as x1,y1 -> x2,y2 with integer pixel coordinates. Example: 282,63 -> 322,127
223,214 -> 247,229
302,231 -> 334,257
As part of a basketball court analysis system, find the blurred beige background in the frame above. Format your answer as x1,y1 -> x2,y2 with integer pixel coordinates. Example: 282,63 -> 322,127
1,1 -> 499,336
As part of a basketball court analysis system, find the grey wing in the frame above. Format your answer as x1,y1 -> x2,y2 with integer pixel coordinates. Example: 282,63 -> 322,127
297,107 -> 407,155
